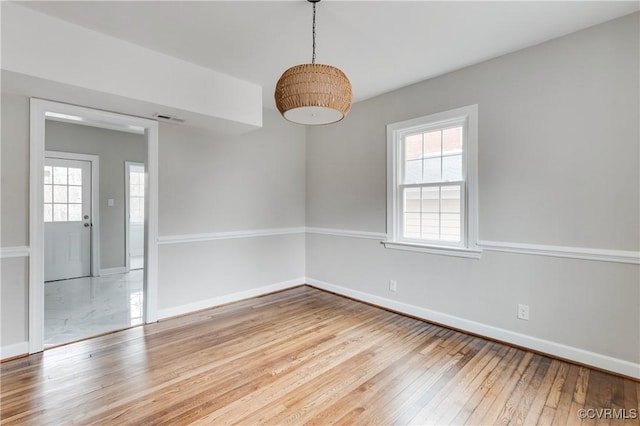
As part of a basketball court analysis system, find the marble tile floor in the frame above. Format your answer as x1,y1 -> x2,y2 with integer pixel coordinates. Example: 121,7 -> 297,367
44,270 -> 144,347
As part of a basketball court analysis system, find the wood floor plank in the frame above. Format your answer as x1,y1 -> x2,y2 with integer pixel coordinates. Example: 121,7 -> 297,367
302,322 -> 439,425
458,346 -> 524,424
521,359 -> 563,425
510,355 -> 552,426
550,364 -> 580,425
437,341 -> 504,424
476,350 -> 535,425
1,285 -> 638,425
414,338 -> 494,424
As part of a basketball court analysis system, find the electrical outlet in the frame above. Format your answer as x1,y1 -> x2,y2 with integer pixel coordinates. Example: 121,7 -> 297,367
517,304 -> 530,321
389,280 -> 397,292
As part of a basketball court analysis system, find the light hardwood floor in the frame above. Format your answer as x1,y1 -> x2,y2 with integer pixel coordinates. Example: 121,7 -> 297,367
2,286 -> 638,425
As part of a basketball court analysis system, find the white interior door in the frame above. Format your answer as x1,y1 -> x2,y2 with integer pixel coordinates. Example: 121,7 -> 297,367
44,157 -> 92,281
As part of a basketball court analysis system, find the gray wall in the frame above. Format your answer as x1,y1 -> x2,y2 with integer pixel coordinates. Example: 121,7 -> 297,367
157,109 -> 306,311
45,120 -> 146,270
306,13 -> 639,364
1,93 -> 29,248
1,93 -> 29,347
159,110 -> 305,236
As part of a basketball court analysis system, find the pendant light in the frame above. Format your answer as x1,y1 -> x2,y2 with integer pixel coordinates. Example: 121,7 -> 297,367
274,0 -> 352,125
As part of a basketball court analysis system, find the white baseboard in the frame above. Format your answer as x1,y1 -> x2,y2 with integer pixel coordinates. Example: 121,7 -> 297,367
306,277 -> 640,380
1,341 -> 29,360
99,267 -> 127,276
157,277 -> 305,320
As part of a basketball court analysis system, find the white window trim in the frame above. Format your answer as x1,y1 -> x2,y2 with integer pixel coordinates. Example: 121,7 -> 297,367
385,104 -> 481,259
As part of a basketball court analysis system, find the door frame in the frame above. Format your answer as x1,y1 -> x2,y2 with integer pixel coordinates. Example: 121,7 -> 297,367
45,151 -> 100,278
29,99 -> 159,354
125,161 -> 145,272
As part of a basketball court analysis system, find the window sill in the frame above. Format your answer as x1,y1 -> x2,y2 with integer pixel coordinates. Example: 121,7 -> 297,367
382,241 -> 482,259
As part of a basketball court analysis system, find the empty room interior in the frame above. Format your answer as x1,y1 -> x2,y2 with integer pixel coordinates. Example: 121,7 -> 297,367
1,1 -> 639,425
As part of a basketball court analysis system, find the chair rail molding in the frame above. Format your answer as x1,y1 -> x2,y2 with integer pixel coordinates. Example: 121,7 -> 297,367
478,240 -> 640,265
157,227 -> 306,245
305,227 -> 386,240
304,227 -> 640,265
1,246 -> 30,259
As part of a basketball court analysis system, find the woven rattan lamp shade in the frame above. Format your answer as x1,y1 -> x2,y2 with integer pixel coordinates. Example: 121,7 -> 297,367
275,63 -> 352,125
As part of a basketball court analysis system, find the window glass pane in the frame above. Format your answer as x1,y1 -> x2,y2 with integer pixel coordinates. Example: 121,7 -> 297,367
53,185 -> 68,203
423,130 -> 441,155
404,188 -> 421,213
421,213 -> 439,240
53,204 -> 67,222
44,185 -> 52,203
442,126 -> 462,153
421,187 -> 440,213
131,171 -> 140,185
53,167 -> 67,185
441,213 -> 461,242
44,204 -> 53,222
133,211 -> 144,224
68,204 -> 82,221
68,186 -> 82,203
442,154 -> 462,181
404,160 -> 422,184
441,185 -> 461,213
68,168 -> 82,185
404,213 -> 421,239
44,166 -> 53,184
405,134 -> 422,160
422,157 -> 441,182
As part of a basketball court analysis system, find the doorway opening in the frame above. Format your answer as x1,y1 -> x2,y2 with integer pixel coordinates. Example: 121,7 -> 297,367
30,99 -> 159,353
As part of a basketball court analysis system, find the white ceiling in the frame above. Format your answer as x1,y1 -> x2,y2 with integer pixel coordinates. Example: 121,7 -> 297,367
19,1 -> 640,110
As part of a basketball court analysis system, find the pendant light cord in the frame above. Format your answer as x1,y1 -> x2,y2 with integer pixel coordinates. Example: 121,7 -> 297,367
312,2 -> 317,64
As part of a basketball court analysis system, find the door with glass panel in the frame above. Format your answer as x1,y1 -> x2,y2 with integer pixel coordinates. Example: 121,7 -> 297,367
44,157 -> 92,281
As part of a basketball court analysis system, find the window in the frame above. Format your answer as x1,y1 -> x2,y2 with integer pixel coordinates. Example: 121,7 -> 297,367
44,165 -> 83,222
385,105 -> 480,258
129,167 -> 145,224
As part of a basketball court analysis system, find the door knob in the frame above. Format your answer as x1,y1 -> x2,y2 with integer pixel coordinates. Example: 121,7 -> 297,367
84,215 -> 89,219
84,223 -> 90,227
